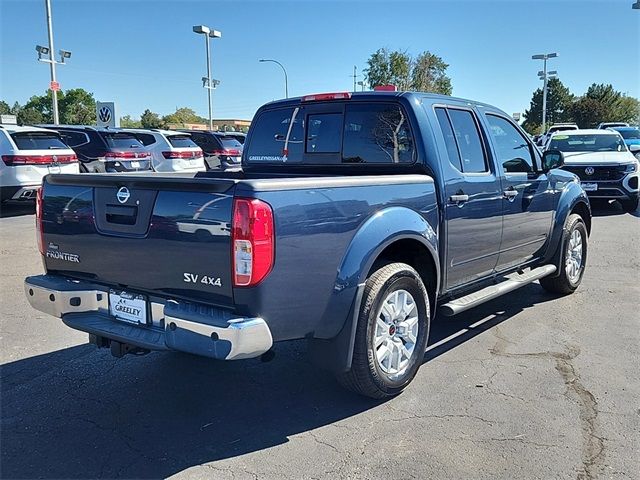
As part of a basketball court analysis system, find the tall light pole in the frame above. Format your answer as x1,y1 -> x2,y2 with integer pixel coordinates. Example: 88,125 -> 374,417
36,0 -> 71,125
259,59 -> 288,98
193,25 -> 221,130
532,52 -> 558,133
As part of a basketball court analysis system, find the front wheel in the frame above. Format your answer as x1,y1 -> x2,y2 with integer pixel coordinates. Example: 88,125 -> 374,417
337,262 -> 431,399
540,214 -> 588,294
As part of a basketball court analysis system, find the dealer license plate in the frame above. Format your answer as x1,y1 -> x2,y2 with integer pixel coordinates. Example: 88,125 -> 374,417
109,290 -> 147,325
581,182 -> 598,192
130,161 -> 140,169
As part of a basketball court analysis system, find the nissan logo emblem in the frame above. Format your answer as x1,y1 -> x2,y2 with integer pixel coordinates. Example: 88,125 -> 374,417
116,187 -> 130,204
584,167 -> 595,176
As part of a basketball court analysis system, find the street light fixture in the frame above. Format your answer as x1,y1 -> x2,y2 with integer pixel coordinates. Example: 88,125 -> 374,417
259,59 -> 288,99
193,25 -> 222,130
357,80 -> 367,92
532,52 -> 558,133
35,0 -> 71,125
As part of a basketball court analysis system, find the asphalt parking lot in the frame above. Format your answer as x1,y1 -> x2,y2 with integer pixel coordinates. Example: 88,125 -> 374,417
0,201 -> 638,480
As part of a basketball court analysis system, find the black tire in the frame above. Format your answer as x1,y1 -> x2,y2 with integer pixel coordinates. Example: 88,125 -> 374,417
337,262 -> 431,399
621,196 -> 639,213
540,214 -> 588,295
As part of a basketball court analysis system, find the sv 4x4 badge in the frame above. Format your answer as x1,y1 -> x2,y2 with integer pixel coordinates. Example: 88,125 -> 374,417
183,273 -> 222,287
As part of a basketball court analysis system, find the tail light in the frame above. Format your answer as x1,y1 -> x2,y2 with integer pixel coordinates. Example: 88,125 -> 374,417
302,92 -> 352,102
232,198 -> 274,287
2,154 -> 77,166
213,149 -> 241,156
36,187 -> 45,255
162,149 -> 203,159
104,151 -> 150,159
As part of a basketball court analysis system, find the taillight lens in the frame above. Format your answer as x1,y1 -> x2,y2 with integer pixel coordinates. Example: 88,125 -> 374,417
213,149 -> 241,156
2,154 -> 77,165
232,198 -> 274,287
162,149 -> 203,159
104,151 -> 150,159
36,187 -> 45,255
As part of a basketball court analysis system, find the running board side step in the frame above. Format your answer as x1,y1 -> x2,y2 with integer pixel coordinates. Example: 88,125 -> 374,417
439,265 -> 557,316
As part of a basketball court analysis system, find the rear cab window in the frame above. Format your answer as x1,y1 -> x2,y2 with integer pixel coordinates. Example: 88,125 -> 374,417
246,101 -> 415,165
10,131 -> 69,151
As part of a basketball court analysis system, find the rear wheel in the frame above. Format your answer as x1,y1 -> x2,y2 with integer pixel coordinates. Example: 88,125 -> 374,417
337,262 -> 431,399
540,214 -> 588,294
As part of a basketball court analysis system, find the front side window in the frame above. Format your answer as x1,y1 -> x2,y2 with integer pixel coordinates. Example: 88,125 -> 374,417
447,109 -> 487,173
306,113 -> 342,153
342,104 -> 414,163
246,107 -> 304,163
486,115 -> 535,173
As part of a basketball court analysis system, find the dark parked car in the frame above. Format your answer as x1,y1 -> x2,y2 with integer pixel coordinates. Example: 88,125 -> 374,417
26,91 -> 591,398
40,125 -> 152,173
178,130 -> 243,171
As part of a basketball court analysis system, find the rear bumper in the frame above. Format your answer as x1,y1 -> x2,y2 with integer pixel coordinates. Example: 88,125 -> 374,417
24,274 -> 273,360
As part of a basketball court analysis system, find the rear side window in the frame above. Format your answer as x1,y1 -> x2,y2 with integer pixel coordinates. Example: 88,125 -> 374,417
435,108 -> 463,171
342,104 -> 414,163
447,109 -> 487,173
167,135 -> 198,148
246,107 -> 304,163
10,132 -> 68,150
102,133 -> 144,149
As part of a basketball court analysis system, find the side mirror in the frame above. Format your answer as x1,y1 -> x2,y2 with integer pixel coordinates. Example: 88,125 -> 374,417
542,149 -> 564,172
629,144 -> 640,153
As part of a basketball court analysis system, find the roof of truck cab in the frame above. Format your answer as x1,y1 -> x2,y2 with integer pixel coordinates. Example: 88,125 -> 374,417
260,91 -> 507,114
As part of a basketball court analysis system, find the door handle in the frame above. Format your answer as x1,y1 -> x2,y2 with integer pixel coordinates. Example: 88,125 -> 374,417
503,189 -> 519,201
449,194 -> 469,205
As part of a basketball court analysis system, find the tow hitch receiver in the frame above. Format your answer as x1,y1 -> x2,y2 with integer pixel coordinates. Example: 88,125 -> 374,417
90,334 -> 150,358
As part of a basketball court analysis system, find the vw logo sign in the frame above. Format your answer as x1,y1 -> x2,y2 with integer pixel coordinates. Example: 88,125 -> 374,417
116,187 -> 130,204
584,167 -> 595,176
98,106 -> 112,123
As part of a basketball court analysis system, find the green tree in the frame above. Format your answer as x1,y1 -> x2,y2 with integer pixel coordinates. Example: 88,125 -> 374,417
522,78 -> 574,134
58,88 -> 96,124
140,109 -> 164,128
568,83 -> 640,128
162,107 -> 205,126
0,101 -> 12,115
120,115 -> 142,128
364,48 -> 452,94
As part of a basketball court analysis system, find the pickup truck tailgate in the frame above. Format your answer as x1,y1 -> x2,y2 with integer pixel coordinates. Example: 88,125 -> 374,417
41,174 -> 237,307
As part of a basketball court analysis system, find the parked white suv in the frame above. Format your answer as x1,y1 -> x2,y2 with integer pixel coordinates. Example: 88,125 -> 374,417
123,129 -> 205,173
538,123 -> 579,148
0,125 -> 79,202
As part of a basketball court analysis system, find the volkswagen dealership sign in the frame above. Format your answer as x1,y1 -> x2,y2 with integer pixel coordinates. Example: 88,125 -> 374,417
96,102 -> 119,128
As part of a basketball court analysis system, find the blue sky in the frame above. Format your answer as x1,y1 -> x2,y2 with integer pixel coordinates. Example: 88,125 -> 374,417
1,0 -> 638,121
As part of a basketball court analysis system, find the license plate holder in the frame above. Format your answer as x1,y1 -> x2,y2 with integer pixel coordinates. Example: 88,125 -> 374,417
109,290 -> 148,325
130,161 -> 140,169
581,182 -> 598,192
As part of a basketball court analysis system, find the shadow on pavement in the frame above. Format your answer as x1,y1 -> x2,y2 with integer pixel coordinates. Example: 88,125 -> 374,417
590,199 -> 639,218
1,283 -> 560,479
0,201 -> 35,218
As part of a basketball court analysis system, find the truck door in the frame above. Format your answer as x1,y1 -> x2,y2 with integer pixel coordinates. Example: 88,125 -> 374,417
433,106 -> 503,289
483,114 -> 554,271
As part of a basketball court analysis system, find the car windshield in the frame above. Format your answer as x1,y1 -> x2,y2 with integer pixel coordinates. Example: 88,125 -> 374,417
103,133 -> 144,149
617,128 -> 640,140
10,132 -> 68,150
549,134 -> 627,152
167,135 -> 198,148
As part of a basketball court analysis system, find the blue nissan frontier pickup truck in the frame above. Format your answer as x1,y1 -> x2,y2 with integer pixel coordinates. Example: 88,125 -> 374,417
25,91 -> 591,398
